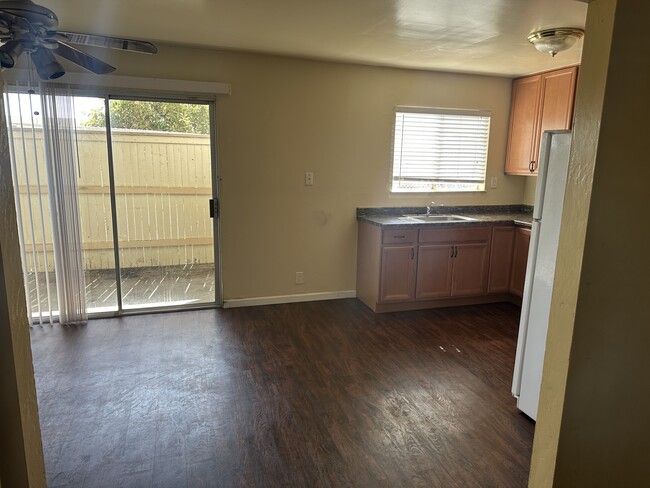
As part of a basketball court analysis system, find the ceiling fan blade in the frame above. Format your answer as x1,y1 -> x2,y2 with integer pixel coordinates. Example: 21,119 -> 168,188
58,32 -> 157,54
54,41 -> 116,74
44,30 -> 69,41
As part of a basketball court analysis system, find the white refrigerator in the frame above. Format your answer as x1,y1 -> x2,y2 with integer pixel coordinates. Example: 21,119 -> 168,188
511,130 -> 572,421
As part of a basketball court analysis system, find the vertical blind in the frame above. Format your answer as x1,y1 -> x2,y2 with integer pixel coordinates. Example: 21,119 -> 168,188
41,84 -> 88,324
391,107 -> 491,192
4,83 -> 54,326
3,82 -> 88,325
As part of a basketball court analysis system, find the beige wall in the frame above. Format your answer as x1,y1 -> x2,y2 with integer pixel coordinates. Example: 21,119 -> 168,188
531,0 -> 650,485
90,46 -> 526,300
522,177 -> 537,206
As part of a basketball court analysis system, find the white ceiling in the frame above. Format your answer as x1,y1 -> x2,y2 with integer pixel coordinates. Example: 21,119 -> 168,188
41,0 -> 588,77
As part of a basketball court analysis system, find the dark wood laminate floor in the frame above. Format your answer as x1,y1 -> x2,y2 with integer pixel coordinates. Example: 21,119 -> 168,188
30,299 -> 534,488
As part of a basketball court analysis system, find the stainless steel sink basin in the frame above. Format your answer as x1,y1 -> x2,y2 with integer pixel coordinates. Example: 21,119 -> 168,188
401,214 -> 478,223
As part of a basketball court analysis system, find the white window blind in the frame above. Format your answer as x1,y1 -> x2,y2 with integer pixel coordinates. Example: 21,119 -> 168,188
391,107 -> 490,192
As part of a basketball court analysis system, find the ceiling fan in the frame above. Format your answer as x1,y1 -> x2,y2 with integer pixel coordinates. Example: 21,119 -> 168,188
0,0 -> 156,80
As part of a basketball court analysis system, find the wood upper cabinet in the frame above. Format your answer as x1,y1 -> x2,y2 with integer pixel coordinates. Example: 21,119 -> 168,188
488,226 -> 516,293
505,66 -> 578,175
505,75 -> 542,176
510,227 -> 531,297
536,67 -> 578,144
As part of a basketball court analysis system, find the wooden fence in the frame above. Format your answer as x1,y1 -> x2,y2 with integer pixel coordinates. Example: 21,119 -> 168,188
12,126 -> 213,272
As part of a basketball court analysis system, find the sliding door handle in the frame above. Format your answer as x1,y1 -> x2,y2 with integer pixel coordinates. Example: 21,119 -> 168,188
209,198 -> 219,218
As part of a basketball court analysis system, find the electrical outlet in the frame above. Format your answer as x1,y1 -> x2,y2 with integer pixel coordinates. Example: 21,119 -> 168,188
295,271 -> 304,284
490,176 -> 498,189
305,172 -> 314,186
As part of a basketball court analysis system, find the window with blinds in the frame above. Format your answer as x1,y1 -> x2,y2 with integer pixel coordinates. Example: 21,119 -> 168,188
391,107 -> 491,192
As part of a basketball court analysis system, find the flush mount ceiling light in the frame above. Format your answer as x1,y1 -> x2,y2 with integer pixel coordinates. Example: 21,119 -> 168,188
527,28 -> 584,57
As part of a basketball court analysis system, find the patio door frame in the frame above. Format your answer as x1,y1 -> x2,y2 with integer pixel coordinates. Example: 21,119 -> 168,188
2,69 -> 229,321
91,91 -> 222,316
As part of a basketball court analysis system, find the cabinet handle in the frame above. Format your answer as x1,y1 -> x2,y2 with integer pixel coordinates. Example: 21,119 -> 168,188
410,248 -> 414,260
529,161 -> 535,172
394,235 -> 405,239
454,246 -> 458,258
533,160 -> 538,171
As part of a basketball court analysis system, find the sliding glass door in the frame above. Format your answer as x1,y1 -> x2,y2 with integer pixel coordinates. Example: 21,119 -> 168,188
108,99 -> 217,310
5,87 -> 220,321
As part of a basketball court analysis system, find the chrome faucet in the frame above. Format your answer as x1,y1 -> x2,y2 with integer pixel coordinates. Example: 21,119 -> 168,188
426,202 -> 435,215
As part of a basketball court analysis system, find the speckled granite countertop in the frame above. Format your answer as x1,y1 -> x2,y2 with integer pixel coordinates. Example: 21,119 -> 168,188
357,205 -> 533,229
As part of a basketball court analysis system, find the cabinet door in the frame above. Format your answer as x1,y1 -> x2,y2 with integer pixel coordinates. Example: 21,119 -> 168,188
533,66 -> 578,167
510,228 -> 531,297
451,243 -> 489,297
379,245 -> 417,302
488,227 -> 515,293
416,244 -> 453,299
505,75 -> 542,175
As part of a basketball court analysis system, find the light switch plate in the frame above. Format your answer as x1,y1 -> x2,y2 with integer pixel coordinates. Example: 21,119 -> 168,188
305,172 -> 314,186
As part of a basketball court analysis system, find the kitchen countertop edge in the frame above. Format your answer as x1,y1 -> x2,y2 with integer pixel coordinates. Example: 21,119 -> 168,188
357,212 -> 533,229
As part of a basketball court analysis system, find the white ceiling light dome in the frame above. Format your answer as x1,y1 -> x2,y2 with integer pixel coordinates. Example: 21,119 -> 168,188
527,28 -> 585,57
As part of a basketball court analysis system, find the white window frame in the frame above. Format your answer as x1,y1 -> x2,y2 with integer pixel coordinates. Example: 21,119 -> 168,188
390,106 -> 491,193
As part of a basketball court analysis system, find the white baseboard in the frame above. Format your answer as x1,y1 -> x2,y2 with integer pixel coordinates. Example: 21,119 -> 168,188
223,290 -> 357,308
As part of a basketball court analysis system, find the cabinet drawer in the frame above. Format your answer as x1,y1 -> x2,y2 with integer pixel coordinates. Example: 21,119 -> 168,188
382,229 -> 417,245
419,226 -> 491,244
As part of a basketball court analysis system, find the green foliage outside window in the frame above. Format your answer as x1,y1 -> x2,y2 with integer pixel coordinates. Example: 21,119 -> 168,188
83,100 -> 210,134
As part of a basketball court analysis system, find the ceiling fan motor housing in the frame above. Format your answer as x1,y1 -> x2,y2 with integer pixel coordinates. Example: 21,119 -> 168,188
0,0 -> 58,30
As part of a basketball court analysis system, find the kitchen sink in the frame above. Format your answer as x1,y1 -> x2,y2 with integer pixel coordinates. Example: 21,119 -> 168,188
401,214 -> 478,223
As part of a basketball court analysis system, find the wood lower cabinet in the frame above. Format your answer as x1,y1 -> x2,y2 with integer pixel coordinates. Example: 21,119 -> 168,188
416,227 -> 491,299
379,245 -> 417,302
488,226 -> 516,293
505,66 -> 578,175
357,222 -> 528,313
510,227 -> 531,297
416,244 -> 453,299
452,242 -> 490,296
